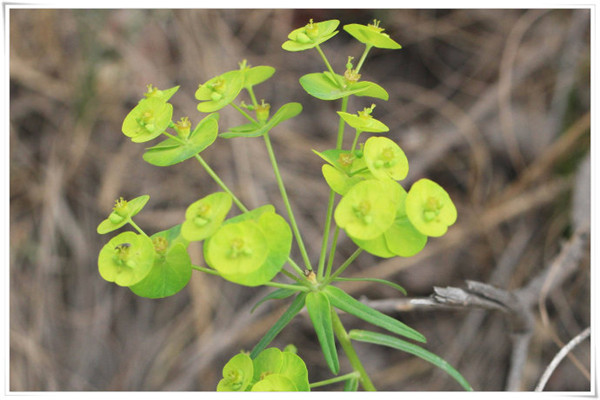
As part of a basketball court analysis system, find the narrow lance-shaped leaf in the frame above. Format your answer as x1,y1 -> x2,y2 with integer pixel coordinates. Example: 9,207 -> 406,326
333,277 -> 407,295
305,291 -> 339,375
349,329 -> 473,391
250,292 -> 307,359
324,285 -> 426,343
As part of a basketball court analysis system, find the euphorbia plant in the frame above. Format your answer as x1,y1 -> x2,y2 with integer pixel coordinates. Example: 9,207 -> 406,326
97,18 -> 468,391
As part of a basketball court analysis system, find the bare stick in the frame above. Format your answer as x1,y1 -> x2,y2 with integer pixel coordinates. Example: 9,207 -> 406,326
534,327 -> 590,391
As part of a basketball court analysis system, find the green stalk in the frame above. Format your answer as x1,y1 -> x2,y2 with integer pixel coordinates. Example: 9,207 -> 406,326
128,219 -> 147,237
192,264 -> 220,276
230,102 -> 257,124
309,371 -> 360,389
194,154 -> 306,277
317,96 -> 349,280
325,226 -> 340,279
350,129 -> 362,153
323,248 -> 363,286
262,133 -> 313,271
315,44 -> 343,87
331,310 -> 376,391
262,281 -> 310,292
246,86 -> 259,108
194,154 -> 248,213
355,44 -> 373,74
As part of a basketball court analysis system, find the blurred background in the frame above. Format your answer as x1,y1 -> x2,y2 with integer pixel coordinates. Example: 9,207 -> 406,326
9,9 -> 591,391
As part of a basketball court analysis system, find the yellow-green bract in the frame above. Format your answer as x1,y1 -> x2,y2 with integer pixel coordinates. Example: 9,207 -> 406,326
217,347 -> 309,391
406,178 -> 457,237
97,231 -> 155,287
121,97 -> 173,143
195,70 -> 244,112
337,109 -> 389,133
282,19 -> 340,52
334,179 -> 401,240
181,192 -> 232,241
204,210 -> 292,286
343,21 -> 402,49
363,136 -> 409,181
97,195 -> 150,234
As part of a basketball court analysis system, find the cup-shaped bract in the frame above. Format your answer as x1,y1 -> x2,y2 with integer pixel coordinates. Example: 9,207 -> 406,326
122,97 -> 173,143
405,178 -> 457,237
98,231 -> 155,287
217,353 -> 254,392
344,20 -> 402,49
364,136 -> 409,181
241,64 -> 276,89
195,70 -> 244,113
204,220 -> 269,282
182,192 -> 232,241
334,179 -> 400,240
97,195 -> 150,234
282,19 -> 340,52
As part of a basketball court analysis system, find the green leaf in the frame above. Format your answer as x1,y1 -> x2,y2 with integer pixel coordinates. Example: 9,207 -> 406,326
97,195 -> 150,234
251,374 -> 297,391
253,347 -> 283,382
98,231 -> 155,287
348,80 -> 389,101
250,287 -> 300,313
279,351 -> 310,391
217,352 -> 254,391
324,285 -> 425,343
250,292 -> 307,359
243,65 -> 276,88
343,23 -> 402,49
405,178 -> 458,237
305,291 -> 339,375
384,216 -> 427,257
282,19 -> 340,52
181,192 -> 232,242
142,114 -> 219,167
333,277 -> 407,295
220,102 -> 302,138
348,330 -> 472,391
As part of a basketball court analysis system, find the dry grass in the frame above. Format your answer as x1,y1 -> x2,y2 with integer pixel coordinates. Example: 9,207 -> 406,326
9,9 -> 590,391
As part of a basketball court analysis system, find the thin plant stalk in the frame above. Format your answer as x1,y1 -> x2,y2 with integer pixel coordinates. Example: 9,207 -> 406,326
331,310 -> 376,391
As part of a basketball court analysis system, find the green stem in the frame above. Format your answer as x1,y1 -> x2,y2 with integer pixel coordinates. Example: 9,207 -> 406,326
281,268 -> 303,283
325,226 -> 340,279
324,248 -> 363,286
350,129 -> 362,153
315,44 -> 341,86
127,219 -> 147,237
309,371 -> 360,389
262,281 -> 310,292
194,154 -> 248,212
262,133 -> 313,271
246,86 -> 259,108
331,310 -> 376,391
162,130 -> 187,146
231,102 -> 257,124
317,96 -> 349,280
355,44 -> 373,74
316,190 -> 336,280
192,264 -> 221,276
194,151 -> 307,278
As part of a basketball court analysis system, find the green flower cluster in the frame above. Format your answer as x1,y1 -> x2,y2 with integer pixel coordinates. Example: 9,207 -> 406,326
217,347 -> 309,392
322,134 -> 457,258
